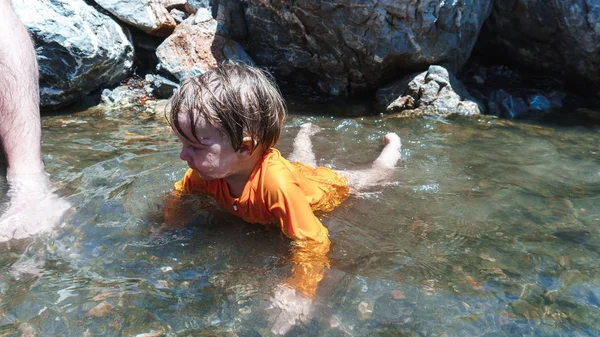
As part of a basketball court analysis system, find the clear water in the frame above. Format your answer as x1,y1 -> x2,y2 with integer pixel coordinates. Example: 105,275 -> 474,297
1,100 -> 599,336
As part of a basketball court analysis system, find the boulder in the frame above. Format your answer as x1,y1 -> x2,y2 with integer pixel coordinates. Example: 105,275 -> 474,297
170,8 -> 189,24
155,14 -> 254,81
461,63 -> 569,120
376,65 -> 482,118
145,74 -> 179,99
100,79 -> 150,109
245,0 -> 494,96
480,0 -> 600,95
213,0 -> 248,40
184,0 -> 213,14
94,0 -> 176,37
12,0 -> 134,108
163,0 -> 188,11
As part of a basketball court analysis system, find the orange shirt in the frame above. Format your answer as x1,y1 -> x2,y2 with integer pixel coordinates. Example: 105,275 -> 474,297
173,148 -> 349,297
174,148 -> 349,241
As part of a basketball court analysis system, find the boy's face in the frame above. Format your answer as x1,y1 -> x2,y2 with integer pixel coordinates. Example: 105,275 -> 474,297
173,113 -> 245,181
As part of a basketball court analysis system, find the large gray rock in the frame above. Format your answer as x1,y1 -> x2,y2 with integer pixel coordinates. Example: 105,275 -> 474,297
213,0 -> 248,40
12,0 -> 134,108
245,0 -> 493,96
481,0 -> 600,93
94,0 -> 176,37
181,0 -> 247,39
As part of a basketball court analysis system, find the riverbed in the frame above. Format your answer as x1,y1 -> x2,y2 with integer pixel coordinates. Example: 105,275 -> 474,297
1,100 -> 599,336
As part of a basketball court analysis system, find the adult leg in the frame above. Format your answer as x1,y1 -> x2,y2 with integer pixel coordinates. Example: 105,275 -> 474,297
0,0 -> 70,242
0,0 -> 44,177
287,122 -> 320,167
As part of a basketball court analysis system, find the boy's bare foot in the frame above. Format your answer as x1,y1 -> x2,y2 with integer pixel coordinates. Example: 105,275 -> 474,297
342,132 -> 403,192
384,132 -> 401,147
371,132 -> 402,170
299,122 -> 321,136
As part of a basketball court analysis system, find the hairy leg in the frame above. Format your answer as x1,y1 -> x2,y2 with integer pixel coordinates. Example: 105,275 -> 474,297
287,122 -> 321,167
0,0 -> 44,177
0,1 -> 70,242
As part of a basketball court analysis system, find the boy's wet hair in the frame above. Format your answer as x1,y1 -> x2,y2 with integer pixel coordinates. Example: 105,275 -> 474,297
167,61 -> 286,154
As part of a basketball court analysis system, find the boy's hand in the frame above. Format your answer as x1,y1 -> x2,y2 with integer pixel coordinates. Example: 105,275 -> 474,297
266,284 -> 313,335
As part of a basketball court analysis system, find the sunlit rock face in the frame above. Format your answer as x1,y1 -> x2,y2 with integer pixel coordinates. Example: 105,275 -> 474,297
94,0 -> 176,37
155,13 -> 254,81
12,0 -> 134,108
480,0 -> 600,92
244,0 -> 494,96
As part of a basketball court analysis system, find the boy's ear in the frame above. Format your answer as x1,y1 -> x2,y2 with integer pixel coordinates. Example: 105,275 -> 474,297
239,136 -> 256,155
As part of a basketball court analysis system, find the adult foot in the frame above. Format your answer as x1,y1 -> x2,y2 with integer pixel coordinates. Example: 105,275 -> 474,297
0,174 -> 70,242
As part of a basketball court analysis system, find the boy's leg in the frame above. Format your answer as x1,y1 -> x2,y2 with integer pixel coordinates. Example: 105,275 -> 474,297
371,133 -> 402,169
288,123 -> 320,167
344,133 -> 401,192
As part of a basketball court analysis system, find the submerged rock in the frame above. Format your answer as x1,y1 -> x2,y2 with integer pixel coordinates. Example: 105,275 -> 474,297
552,229 -> 591,245
87,302 -> 114,318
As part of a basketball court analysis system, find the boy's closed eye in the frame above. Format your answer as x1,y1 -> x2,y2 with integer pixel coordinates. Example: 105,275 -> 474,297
191,138 -> 214,147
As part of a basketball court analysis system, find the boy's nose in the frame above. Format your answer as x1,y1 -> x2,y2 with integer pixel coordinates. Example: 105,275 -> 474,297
180,146 -> 190,161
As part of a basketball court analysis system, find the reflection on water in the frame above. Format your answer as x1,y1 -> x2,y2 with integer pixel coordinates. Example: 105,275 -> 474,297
1,102 -> 599,336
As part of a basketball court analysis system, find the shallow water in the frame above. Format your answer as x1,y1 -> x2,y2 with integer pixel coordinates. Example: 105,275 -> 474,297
1,101 -> 599,336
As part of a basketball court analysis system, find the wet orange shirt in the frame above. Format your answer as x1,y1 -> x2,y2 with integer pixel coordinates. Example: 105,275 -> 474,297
173,148 -> 349,297
174,148 -> 348,242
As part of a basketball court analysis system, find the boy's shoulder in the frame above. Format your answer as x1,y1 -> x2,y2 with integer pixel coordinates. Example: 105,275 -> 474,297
259,148 -> 299,193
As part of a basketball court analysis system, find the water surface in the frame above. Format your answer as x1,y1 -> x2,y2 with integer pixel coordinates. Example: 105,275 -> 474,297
1,101 -> 599,336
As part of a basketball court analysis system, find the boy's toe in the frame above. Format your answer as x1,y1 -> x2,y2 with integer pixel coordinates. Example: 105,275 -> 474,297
300,122 -> 321,135
384,133 -> 401,146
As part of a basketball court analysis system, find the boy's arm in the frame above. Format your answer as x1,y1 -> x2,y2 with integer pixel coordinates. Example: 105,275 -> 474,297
264,182 -> 330,334
266,182 -> 331,299
284,233 -> 330,299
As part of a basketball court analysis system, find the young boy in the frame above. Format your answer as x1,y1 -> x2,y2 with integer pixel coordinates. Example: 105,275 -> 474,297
165,61 -> 401,303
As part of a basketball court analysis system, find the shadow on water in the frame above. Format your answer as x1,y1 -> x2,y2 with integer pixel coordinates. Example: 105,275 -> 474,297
1,101 -> 599,336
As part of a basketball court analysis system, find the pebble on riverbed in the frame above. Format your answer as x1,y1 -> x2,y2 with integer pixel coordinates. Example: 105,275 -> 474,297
358,301 -> 373,320
87,302 -> 113,318
465,275 -> 484,290
391,289 -> 405,300
135,330 -> 166,337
